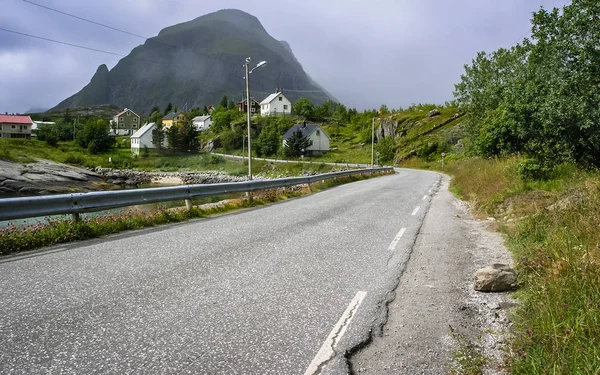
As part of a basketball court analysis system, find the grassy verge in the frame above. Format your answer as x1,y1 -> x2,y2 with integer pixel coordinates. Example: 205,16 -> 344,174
0,171 -> 391,256
402,156 -> 600,373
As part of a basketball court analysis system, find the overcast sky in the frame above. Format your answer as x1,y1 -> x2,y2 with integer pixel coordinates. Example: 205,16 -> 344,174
0,0 -> 567,114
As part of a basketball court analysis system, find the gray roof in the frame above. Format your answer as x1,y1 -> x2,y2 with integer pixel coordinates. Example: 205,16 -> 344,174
283,124 -> 325,139
192,115 -> 211,121
163,112 -> 182,120
131,122 -> 156,138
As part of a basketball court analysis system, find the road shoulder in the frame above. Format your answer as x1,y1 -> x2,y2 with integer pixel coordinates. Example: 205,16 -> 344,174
350,174 -> 514,374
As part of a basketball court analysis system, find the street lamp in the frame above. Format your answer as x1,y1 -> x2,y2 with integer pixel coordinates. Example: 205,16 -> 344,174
244,57 -> 267,180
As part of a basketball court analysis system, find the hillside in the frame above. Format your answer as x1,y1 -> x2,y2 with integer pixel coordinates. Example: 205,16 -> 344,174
50,9 -> 334,115
311,105 -> 465,165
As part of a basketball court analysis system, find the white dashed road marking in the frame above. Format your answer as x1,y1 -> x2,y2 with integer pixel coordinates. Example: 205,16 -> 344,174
304,291 -> 368,375
412,206 -> 420,216
388,228 -> 407,251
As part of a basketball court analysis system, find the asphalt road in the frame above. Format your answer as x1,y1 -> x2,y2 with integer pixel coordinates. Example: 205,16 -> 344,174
0,168 -> 440,374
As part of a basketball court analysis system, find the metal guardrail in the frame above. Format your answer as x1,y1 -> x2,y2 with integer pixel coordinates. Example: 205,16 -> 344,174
0,167 -> 392,222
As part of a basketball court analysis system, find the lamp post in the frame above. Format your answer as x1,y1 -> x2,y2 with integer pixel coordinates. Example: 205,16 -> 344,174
244,57 -> 267,180
371,118 -> 375,168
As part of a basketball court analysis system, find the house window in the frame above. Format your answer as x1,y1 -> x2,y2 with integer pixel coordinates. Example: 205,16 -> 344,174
127,111 -> 131,116
316,130 -> 320,136
251,108 -> 256,112
283,105 -> 288,110
11,125 -> 16,129
120,117 -> 124,121
279,97 -> 283,101
133,117 -> 138,122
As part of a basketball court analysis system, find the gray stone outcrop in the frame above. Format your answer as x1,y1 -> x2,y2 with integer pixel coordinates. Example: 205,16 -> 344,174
0,159 -> 103,197
474,263 -> 518,292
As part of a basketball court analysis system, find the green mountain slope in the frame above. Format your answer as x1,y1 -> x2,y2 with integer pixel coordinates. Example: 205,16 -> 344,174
50,9 -> 334,115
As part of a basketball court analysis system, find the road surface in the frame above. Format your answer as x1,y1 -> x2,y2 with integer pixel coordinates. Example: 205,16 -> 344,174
0,168 -> 441,374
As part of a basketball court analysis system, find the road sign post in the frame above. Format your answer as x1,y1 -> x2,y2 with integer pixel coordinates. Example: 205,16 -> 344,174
441,152 -> 446,170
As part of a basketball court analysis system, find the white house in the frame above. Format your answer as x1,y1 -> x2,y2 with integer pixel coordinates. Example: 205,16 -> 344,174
282,123 -> 330,155
130,122 -> 166,155
260,91 -> 292,116
192,115 -> 212,131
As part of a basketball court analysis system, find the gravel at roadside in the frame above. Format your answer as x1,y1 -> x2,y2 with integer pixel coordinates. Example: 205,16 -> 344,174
350,174 -> 514,374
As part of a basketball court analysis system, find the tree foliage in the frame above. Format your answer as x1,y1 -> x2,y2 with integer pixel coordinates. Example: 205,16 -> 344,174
292,98 -> 315,120
454,0 -> 600,170
167,122 -> 199,152
151,121 -> 166,151
76,119 -> 114,154
284,130 -> 312,158
164,102 -> 173,116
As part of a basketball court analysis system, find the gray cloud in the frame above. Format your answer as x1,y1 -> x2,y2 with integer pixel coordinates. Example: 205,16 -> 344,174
0,0 -> 568,113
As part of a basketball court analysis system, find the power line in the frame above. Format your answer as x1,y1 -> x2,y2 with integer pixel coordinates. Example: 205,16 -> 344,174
0,26 -> 124,56
21,0 -> 149,40
0,26 -> 161,64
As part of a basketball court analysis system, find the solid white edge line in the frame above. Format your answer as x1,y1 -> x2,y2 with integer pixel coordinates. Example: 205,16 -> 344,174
412,206 -> 420,216
304,291 -> 368,375
387,227 -> 407,251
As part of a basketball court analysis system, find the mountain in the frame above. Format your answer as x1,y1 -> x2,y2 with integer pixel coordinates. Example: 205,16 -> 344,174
50,9 -> 335,115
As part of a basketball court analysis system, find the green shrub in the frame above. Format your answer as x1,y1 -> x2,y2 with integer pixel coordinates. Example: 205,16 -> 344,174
517,158 -> 552,181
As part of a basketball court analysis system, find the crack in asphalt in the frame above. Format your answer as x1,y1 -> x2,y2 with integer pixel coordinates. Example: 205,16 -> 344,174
345,175 -> 443,374
313,296 -> 364,375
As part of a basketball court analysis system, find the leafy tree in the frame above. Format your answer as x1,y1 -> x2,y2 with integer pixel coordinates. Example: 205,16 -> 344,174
151,121 -> 166,151
167,124 -> 184,151
149,110 -> 163,125
63,108 -> 72,124
166,121 -> 199,152
228,99 -> 236,110
220,95 -> 229,108
284,130 -> 312,158
211,107 -> 238,133
150,105 -> 160,116
292,98 -> 315,120
76,119 -> 114,154
375,137 -> 397,164
164,102 -> 173,116
254,126 -> 280,157
37,123 -> 59,146
454,0 -> 600,170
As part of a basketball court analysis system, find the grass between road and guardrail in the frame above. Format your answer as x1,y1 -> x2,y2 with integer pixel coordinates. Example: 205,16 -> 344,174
400,156 -> 600,374
0,171 -> 391,256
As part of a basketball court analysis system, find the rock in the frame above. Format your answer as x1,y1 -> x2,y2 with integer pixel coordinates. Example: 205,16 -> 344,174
474,264 -> 517,292
428,109 -> 441,117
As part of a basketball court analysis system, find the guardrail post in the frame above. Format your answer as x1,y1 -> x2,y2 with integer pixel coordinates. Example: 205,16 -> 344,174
71,213 -> 80,223
185,199 -> 193,211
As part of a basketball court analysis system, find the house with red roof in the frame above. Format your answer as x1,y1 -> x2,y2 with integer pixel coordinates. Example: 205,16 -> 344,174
110,108 -> 140,136
0,115 -> 33,139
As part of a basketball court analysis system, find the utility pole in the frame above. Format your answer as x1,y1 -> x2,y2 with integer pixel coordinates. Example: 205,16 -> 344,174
371,118 -> 375,168
245,57 -> 252,180
73,116 -> 78,141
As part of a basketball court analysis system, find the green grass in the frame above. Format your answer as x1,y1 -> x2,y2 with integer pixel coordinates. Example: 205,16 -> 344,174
403,156 -> 600,374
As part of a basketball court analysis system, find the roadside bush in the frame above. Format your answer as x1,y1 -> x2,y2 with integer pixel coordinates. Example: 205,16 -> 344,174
517,158 -> 552,181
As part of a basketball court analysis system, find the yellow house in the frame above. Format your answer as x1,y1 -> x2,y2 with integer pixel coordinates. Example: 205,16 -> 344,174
162,112 -> 186,129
